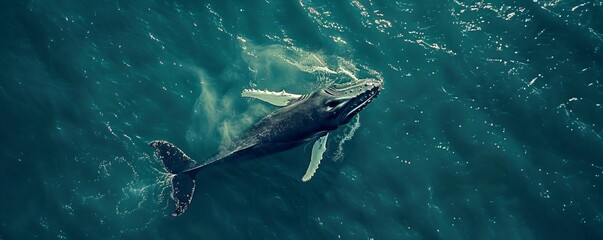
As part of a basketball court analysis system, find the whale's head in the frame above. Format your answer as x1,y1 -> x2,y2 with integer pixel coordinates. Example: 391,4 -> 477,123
313,79 -> 383,128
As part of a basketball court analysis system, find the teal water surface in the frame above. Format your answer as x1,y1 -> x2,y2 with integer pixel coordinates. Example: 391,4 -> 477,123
1,0 -> 603,239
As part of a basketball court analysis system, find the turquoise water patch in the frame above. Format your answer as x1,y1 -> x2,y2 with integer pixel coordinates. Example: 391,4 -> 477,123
1,0 -> 602,239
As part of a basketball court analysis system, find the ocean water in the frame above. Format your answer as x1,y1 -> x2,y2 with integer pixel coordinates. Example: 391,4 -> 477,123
1,0 -> 603,239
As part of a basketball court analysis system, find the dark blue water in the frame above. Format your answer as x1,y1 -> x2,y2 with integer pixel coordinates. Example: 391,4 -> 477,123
1,0 -> 603,239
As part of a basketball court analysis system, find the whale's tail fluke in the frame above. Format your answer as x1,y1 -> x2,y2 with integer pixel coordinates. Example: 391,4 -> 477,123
149,140 -> 198,216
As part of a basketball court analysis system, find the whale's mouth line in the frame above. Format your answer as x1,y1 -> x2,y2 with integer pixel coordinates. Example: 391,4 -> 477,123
326,79 -> 382,123
342,86 -> 381,121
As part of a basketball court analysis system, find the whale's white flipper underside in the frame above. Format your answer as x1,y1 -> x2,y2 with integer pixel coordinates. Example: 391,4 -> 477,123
242,89 -> 302,107
302,133 -> 329,182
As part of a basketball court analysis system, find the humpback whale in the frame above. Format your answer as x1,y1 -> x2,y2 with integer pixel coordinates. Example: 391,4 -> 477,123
150,79 -> 383,216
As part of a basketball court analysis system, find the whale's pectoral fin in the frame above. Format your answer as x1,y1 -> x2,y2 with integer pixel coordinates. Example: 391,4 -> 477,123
242,89 -> 302,107
302,133 -> 329,182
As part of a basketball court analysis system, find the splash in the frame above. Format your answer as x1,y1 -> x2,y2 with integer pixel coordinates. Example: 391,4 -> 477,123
332,115 -> 362,161
63,119 -> 178,237
186,67 -> 272,149
114,154 -> 174,216
237,38 -> 382,88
